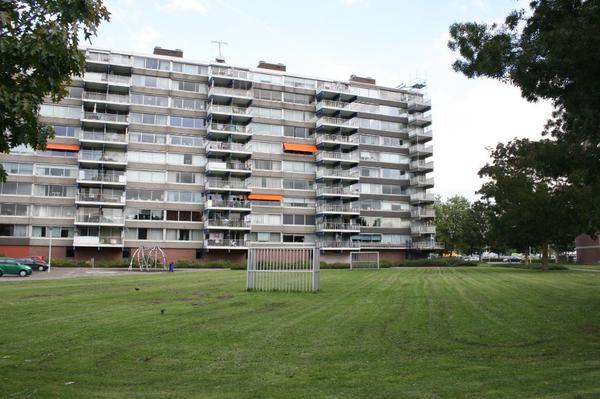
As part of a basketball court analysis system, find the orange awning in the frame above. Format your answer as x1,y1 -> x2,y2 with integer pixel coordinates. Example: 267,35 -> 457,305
283,143 -> 317,153
46,143 -> 80,151
248,194 -> 283,202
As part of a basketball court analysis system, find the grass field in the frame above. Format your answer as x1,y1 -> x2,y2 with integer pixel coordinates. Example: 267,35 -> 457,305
1,267 -> 599,398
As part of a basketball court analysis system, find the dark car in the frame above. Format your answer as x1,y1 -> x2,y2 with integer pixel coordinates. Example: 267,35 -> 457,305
16,258 -> 49,271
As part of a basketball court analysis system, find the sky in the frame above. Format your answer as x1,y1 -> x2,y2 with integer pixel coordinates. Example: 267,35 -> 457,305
87,0 -> 553,201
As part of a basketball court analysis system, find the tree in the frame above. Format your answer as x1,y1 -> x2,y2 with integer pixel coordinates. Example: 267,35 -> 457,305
461,201 -> 492,257
434,195 -> 471,256
0,0 -> 110,180
448,0 -> 600,235
478,139 -> 581,271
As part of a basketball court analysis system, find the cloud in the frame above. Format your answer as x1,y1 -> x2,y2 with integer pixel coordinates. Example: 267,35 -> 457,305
164,0 -> 207,13
131,26 -> 161,52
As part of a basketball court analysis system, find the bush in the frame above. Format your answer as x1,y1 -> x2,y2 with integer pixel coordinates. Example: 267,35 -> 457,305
175,260 -> 245,269
320,261 -> 350,269
50,258 -> 89,267
493,263 -> 568,271
397,258 -> 479,267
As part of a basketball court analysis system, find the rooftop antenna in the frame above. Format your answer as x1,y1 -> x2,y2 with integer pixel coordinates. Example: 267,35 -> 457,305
211,40 -> 228,63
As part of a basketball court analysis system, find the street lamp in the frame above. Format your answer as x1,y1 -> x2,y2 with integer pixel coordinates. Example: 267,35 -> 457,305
48,227 -> 52,273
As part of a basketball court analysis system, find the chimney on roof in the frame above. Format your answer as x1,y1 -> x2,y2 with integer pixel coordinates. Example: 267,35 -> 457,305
153,46 -> 183,58
257,60 -> 286,72
349,74 -> 376,85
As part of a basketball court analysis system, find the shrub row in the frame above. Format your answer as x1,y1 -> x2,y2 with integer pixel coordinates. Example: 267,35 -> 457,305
175,260 -> 246,270
48,258 -> 247,269
493,263 -> 568,271
319,258 -> 478,269
50,258 -> 130,268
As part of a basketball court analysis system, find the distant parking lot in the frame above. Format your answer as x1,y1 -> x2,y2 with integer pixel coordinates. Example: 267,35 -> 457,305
0,267 -> 223,282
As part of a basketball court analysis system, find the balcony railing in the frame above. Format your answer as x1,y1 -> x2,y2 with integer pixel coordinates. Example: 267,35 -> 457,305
410,176 -> 434,186
205,200 -> 251,209
205,179 -> 249,190
206,160 -> 251,172
83,72 -> 131,85
316,151 -> 360,162
411,241 -> 444,250
204,219 -> 250,228
315,134 -> 360,146
410,160 -> 434,170
208,105 -> 252,115
316,100 -> 350,110
318,240 -> 361,249
409,144 -> 433,155
83,92 -> 130,104
207,123 -> 252,134
411,225 -> 436,235
316,168 -> 359,179
317,222 -> 361,231
410,193 -> 436,203
408,114 -> 433,125
408,128 -> 433,140
360,241 -> 411,249
75,215 -> 124,224
78,170 -> 126,184
80,131 -> 127,143
83,112 -> 128,123
74,235 -> 123,246
204,239 -> 246,248
316,204 -> 359,213
316,116 -> 358,128
78,151 -> 127,163
411,209 -> 435,218
209,86 -> 252,98
205,141 -> 251,153
210,67 -> 252,80
316,185 -> 360,196
86,52 -> 132,66
77,193 -> 125,204
317,82 -> 353,94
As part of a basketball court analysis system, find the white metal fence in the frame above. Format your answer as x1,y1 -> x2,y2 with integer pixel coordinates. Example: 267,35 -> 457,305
351,252 -> 380,270
247,246 -> 320,292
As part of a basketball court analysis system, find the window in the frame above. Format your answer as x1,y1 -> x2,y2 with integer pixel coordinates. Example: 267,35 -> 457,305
32,205 -> 74,218
382,168 -> 403,179
131,74 -> 171,89
382,137 -> 403,147
166,191 -> 203,203
166,153 -> 205,166
169,134 -> 204,147
379,152 -> 409,164
127,151 -> 166,164
283,179 -> 313,190
253,159 -> 281,171
283,126 -> 311,139
173,80 -> 206,93
36,149 -> 78,158
284,76 -> 315,89
129,132 -> 167,144
0,224 -> 27,237
382,184 -> 403,195
284,109 -> 314,122
360,151 -> 378,162
125,209 -> 164,221
251,214 -> 281,225
282,161 -> 315,173
165,229 -> 202,241
127,170 -> 166,183
131,93 -> 169,107
2,162 -> 33,175
282,198 -> 315,208
360,183 -> 381,195
31,226 -> 74,238
133,57 -> 170,71
251,122 -> 281,136
52,125 -> 80,138
361,167 -> 379,178
252,108 -> 282,120
170,115 -> 204,129
166,210 -> 202,222
172,62 -> 207,75
249,176 -> 281,189
0,204 -> 28,216
130,228 -> 163,240
167,171 -> 202,184
254,89 -> 281,101
34,184 -> 77,197
283,214 -> 315,225
250,141 -> 281,154
360,134 -> 379,145
254,73 -> 283,85
283,234 -> 306,243
0,182 -> 32,195
130,112 -> 168,126
126,189 -> 164,202
35,165 -> 77,178
283,92 -> 312,104
172,97 -> 205,110
39,105 -> 81,119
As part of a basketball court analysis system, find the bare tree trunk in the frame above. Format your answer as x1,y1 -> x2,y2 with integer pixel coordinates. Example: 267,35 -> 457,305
541,243 -> 549,272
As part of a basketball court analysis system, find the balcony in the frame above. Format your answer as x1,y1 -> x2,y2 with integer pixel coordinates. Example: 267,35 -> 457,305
76,193 -> 126,206
316,82 -> 357,102
316,100 -> 357,118
210,67 -> 253,82
316,150 -> 360,164
407,98 -> 432,113
77,170 -> 126,186
80,131 -> 128,145
207,123 -> 252,141
411,241 -> 444,250
411,225 -> 436,235
410,160 -> 434,172
409,144 -> 433,157
410,193 -> 436,204
205,160 -> 252,175
316,167 -> 359,181
207,104 -> 253,120
205,179 -> 251,193
318,241 -> 361,250
315,133 -> 360,148
205,141 -> 252,158
360,241 -> 411,249
316,116 -> 358,132
410,176 -> 434,188
316,204 -> 360,215
78,150 -> 127,165
208,86 -> 253,104
408,113 -> 432,127
205,199 -> 252,211
204,239 -> 247,249
73,235 -> 123,247
204,219 -> 251,230
82,92 -> 130,105
82,112 -> 129,126
411,209 -> 436,219
75,215 -> 125,226
316,185 -> 360,198
86,52 -> 132,67
408,128 -> 433,142
83,72 -> 131,86
317,222 -> 361,233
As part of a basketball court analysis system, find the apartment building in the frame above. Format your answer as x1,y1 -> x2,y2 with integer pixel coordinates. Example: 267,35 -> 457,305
0,47 -> 439,263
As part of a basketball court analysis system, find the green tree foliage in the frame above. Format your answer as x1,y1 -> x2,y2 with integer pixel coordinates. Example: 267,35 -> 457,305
0,0 -> 109,180
434,195 -> 471,255
461,201 -> 492,256
448,0 -> 600,236
479,139 -> 581,271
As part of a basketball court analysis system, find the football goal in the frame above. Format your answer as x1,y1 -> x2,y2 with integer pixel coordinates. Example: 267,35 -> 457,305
350,251 -> 380,270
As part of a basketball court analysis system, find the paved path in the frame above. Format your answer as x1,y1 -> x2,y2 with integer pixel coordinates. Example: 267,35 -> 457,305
0,267 -> 226,282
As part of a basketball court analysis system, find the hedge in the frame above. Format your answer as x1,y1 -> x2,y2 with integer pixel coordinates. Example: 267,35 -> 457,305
175,260 -> 246,270
493,263 -> 568,271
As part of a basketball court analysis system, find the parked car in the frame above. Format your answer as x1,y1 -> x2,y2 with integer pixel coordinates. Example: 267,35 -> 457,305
0,259 -> 32,277
503,256 -> 522,263
16,258 -> 49,271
